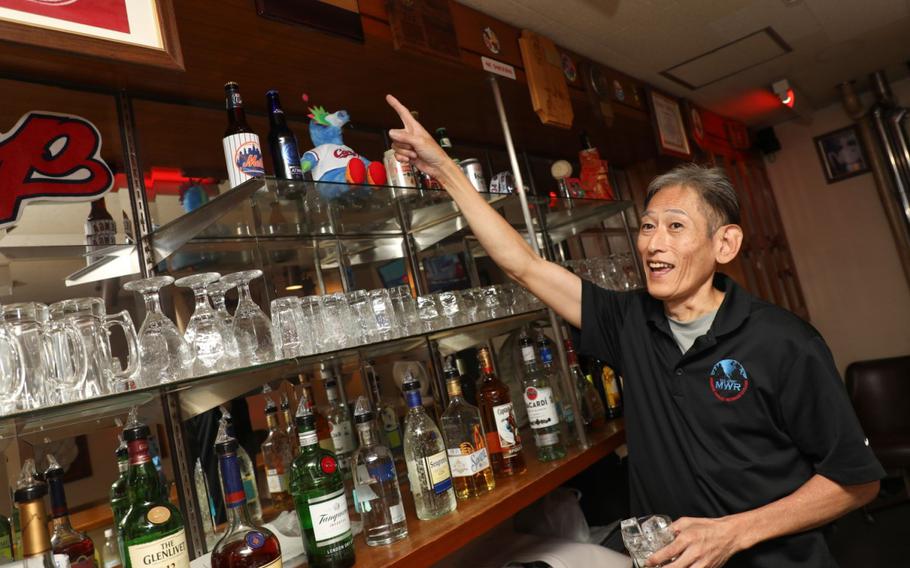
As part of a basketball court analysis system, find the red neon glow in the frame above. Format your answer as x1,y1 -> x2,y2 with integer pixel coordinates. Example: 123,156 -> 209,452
781,88 -> 795,108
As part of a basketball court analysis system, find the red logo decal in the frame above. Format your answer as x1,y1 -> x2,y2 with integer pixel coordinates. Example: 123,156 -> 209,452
332,148 -> 357,159
526,387 -> 538,401
320,456 -> 337,474
0,111 -> 113,230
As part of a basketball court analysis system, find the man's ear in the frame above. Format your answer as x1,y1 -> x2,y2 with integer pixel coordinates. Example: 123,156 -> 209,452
715,224 -> 743,265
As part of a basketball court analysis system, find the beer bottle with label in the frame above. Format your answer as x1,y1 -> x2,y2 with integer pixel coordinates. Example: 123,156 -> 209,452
476,347 -> 526,476
120,420 -> 189,568
45,456 -> 96,568
266,90 -> 304,181
434,127 -> 459,163
223,82 -> 265,188
85,197 -> 116,265
13,461 -> 54,568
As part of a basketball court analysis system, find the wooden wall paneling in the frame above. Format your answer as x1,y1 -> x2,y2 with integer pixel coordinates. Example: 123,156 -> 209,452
450,1 -> 524,68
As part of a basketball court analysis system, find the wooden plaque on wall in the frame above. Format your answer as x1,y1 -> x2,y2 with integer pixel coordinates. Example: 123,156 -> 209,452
518,30 -> 573,129
387,0 -> 461,63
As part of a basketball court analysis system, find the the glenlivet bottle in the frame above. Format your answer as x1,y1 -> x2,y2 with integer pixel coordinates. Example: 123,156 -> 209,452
261,395 -> 294,512
223,82 -> 265,188
476,347 -> 526,476
351,396 -> 408,546
44,455 -> 96,568
120,420 -> 189,568
290,396 -> 355,567
14,461 -> 54,568
211,422 -> 283,568
266,90 -> 304,181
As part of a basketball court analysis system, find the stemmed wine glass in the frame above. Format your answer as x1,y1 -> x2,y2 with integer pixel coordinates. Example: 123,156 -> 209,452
207,280 -> 240,357
175,272 -> 234,375
220,270 -> 273,365
123,276 -> 194,385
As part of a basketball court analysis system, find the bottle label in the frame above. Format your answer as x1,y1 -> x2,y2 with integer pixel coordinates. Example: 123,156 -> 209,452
521,346 -> 536,363
534,431 -> 560,447
307,488 -> 351,544
0,533 -> 10,561
278,142 -> 303,178
259,557 -> 281,568
227,92 -> 243,108
85,219 -> 116,247
127,529 -> 189,568
245,531 -> 266,550
404,389 -> 422,409
493,403 -> 519,448
540,346 -> 553,365
219,453 -> 246,508
330,421 -> 354,454
69,554 -> 94,568
524,387 -> 559,429
127,439 -> 151,465
266,469 -> 287,493
298,429 -> 318,448
222,133 -> 264,187
424,450 -> 453,495
447,446 -> 491,477
381,407 -> 402,448
147,506 -> 171,524
390,503 -> 406,525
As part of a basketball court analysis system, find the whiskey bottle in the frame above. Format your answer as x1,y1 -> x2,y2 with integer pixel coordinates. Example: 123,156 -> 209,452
109,437 -> 130,535
13,461 -> 54,568
0,513 -> 12,563
440,359 -> 495,500
402,370 -> 457,520
211,423 -> 283,568
44,455 -> 96,568
219,408 -> 264,523
280,393 -> 299,458
598,361 -> 624,419
322,369 -> 356,477
519,332 -> 566,462
120,421 -> 189,568
261,395 -> 294,512
476,347 -> 526,476
564,339 -> 605,429
290,397 -> 355,567
362,361 -> 403,459
351,396 -> 408,546
300,384 -> 333,452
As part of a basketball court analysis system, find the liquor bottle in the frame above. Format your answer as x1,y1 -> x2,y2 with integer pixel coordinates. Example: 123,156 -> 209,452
211,423 -> 283,568
110,436 -> 130,533
350,396 -> 408,546
13,461 -> 54,568
519,333 -> 566,462
440,359 -> 495,500
289,397 -> 355,568
301,384 -> 333,452
564,339 -> 606,429
44,455 -> 96,568
402,370 -> 457,520
119,420 -> 189,568
9,488 -> 22,561
435,127 -> 459,163
222,82 -> 265,188
192,459 -> 216,550
280,393 -> 299,458
101,529 -> 121,568
322,368 -> 356,477
219,408 -> 264,523
0,512 -> 12,563
261,395 -> 294,512
363,361 -> 403,459
536,332 -> 578,444
596,360 -> 623,419
85,197 -> 116,265
475,348 -> 526,476
266,90 -> 304,181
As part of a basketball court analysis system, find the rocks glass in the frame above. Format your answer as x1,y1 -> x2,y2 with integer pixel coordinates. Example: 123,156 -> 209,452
220,270 -> 273,365
270,296 -> 306,359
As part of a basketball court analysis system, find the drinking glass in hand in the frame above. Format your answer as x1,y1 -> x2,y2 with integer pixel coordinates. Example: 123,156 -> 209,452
621,515 -> 675,567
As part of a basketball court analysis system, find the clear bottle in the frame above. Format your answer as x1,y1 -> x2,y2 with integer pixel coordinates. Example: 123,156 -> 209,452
280,393 -> 299,458
44,455 -> 96,568
564,339 -> 606,429
363,361 -> 403,460
101,530 -> 121,568
289,397 -> 355,567
211,423 -> 283,568
13,461 -> 55,568
110,437 -> 130,534
192,459 -> 216,551
519,333 -> 566,462
0,513 -> 12,563
301,384 -> 333,452
536,332 -> 577,445
322,367 -> 356,478
402,371 -> 457,520
261,395 -> 294,512
476,348 -> 526,476
219,408 -> 264,524
351,396 -> 408,546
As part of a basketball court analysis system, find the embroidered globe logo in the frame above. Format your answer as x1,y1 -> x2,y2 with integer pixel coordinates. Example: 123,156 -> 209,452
709,359 -> 749,402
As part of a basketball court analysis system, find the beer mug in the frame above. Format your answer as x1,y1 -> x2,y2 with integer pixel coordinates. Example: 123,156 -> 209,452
49,297 -> 139,398
0,309 -> 27,416
1,302 -> 88,407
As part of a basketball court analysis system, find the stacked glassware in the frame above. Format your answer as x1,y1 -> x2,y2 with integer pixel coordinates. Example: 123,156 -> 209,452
563,253 -> 643,291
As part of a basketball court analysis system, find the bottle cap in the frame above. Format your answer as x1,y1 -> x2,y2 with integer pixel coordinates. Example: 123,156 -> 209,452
123,422 -> 150,442
280,393 -> 290,411
353,396 -> 374,424
401,370 -> 420,392
104,528 -> 114,538
14,459 -> 46,503
224,81 -> 239,90
266,89 -> 279,96
214,417 -> 238,454
44,454 -> 64,480
264,394 -> 277,415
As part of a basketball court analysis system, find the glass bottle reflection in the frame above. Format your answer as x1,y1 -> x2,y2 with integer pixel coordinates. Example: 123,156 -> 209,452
219,271 -> 273,365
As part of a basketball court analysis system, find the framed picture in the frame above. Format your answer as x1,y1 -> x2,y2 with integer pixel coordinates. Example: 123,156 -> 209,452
0,0 -> 183,70
648,90 -> 692,159
814,126 -> 870,183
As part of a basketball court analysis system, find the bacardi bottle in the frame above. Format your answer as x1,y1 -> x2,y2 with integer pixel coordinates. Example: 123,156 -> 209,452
261,395 -> 294,512
519,333 -> 566,462
223,82 -> 265,188
536,332 -> 577,444
476,348 -> 526,476
44,455 -> 96,568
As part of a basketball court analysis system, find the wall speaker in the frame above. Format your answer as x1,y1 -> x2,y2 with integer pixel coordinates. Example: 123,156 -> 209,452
755,127 -> 781,155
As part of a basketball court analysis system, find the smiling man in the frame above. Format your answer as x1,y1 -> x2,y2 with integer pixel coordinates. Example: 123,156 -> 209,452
386,95 -> 883,567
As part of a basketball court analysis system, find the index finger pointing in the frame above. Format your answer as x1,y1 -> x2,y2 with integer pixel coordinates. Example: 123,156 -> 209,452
385,94 -> 418,129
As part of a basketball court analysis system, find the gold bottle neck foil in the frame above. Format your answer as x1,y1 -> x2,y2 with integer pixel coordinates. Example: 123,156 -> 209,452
18,498 -> 51,557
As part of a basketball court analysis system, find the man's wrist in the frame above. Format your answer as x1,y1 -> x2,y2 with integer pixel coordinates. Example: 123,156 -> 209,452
437,159 -> 465,189
722,512 -> 758,552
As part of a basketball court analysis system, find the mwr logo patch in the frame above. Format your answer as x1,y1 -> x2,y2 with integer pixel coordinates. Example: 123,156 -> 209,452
709,359 -> 749,402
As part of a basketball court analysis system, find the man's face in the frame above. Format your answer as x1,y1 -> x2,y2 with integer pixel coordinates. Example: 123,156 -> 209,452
637,185 -> 719,303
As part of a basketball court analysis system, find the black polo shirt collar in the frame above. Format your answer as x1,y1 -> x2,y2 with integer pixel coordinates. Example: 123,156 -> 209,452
644,273 -> 751,341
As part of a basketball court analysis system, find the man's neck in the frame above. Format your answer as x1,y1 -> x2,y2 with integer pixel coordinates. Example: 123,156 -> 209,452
664,277 -> 725,322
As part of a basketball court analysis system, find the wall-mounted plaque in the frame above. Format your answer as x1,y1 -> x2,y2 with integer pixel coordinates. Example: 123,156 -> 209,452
518,30 -> 573,129
388,0 -> 461,63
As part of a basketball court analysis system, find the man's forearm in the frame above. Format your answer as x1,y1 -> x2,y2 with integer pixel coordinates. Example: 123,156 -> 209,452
728,474 -> 878,551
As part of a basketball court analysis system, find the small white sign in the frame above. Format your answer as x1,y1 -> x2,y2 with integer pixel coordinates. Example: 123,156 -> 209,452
482,56 -> 516,80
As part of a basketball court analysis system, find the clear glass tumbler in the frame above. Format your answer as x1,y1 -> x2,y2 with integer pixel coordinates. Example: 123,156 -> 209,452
270,296 -> 305,359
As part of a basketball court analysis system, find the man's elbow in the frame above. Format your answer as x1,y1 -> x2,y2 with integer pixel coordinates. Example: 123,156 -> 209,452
852,480 -> 880,508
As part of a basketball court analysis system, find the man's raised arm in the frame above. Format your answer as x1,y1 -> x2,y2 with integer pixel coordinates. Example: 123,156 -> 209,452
385,95 -> 582,327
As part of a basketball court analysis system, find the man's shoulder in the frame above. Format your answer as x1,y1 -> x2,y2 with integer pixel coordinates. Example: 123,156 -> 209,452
744,295 -> 823,352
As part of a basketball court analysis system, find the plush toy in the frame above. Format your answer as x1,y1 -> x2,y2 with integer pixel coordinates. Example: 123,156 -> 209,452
300,101 -> 386,199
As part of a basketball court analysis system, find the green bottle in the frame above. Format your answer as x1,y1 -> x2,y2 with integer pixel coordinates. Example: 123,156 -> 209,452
119,421 -> 189,568
110,436 -> 130,533
290,395 -> 355,567
0,513 -> 12,563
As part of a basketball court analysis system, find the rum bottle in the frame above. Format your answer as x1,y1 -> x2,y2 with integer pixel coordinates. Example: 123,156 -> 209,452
519,332 -> 566,462
536,332 -> 578,444
211,423 -> 283,568
402,370 -> 457,520
44,455 -> 96,568
13,461 -> 54,568
223,82 -> 264,188
351,396 -> 408,546
440,359 -> 495,499
261,395 -> 294,512
289,397 -> 355,567
476,347 -> 526,476
119,421 -> 189,568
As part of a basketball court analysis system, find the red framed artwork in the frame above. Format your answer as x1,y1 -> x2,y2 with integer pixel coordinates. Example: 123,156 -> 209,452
0,0 -> 183,70
647,89 -> 693,160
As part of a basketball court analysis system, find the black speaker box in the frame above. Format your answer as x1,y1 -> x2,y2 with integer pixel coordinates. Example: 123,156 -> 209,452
755,127 -> 781,155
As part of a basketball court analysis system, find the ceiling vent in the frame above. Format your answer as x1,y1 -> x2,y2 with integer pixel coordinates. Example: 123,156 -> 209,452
661,28 -> 792,90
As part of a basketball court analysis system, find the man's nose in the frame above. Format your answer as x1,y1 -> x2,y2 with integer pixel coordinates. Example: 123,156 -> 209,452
647,227 -> 669,253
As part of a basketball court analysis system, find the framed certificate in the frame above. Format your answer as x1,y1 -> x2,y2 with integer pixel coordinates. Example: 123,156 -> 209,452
648,89 -> 692,159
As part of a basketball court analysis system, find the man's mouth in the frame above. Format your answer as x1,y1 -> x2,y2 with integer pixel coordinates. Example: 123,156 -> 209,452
647,261 -> 675,276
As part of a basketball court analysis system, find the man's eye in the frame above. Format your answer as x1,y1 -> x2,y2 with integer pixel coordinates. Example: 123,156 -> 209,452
640,223 -> 655,231
669,222 -> 684,230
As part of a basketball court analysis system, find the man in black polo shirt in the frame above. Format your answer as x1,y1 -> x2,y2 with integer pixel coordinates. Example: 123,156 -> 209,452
386,95 -> 883,567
